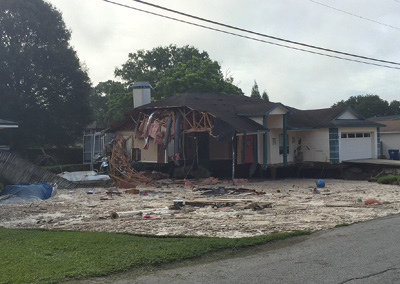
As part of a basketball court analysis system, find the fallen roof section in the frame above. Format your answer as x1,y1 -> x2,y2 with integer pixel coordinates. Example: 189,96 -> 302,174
111,93 -> 283,142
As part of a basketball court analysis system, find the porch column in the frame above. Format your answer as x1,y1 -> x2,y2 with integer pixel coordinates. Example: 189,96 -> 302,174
283,114 -> 288,166
263,115 -> 268,166
232,134 -> 236,184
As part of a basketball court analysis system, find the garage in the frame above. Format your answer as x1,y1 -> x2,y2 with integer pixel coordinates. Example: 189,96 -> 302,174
339,132 -> 373,161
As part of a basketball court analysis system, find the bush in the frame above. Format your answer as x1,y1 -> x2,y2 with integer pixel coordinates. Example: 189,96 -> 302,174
376,175 -> 400,185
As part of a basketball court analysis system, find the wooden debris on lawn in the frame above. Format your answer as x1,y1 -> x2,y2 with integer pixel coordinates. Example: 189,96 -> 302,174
109,133 -> 152,186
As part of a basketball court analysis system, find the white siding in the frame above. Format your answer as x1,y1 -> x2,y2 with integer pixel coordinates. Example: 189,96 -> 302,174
337,111 -> 358,120
290,129 -> 330,163
381,133 -> 400,158
120,131 -> 159,163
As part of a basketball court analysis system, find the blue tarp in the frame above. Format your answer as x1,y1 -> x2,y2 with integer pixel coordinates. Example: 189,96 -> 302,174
0,182 -> 54,204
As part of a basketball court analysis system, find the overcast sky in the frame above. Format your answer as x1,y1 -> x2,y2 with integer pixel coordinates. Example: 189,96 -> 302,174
46,0 -> 400,110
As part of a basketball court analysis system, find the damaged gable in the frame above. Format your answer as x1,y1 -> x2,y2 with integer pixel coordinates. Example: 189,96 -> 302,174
111,93 -> 282,143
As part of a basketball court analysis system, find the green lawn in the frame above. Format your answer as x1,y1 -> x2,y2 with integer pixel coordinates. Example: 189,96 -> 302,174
0,227 -> 310,283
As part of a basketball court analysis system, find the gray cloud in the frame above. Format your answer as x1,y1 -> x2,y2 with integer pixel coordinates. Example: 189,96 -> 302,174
47,0 -> 400,109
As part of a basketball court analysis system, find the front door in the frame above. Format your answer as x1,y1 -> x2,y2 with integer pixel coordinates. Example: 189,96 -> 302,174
244,135 -> 254,163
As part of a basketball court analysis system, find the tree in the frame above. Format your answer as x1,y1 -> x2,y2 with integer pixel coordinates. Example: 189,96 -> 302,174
90,80 -> 131,126
156,56 -> 242,99
0,0 -> 92,149
115,45 -> 243,101
389,100 -> 400,115
250,80 -> 261,99
262,90 -> 269,101
331,95 -> 400,118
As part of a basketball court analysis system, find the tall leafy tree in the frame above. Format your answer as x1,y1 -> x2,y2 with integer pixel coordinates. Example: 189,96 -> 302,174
250,80 -> 261,99
262,90 -> 269,101
90,80 -> 131,126
332,94 -> 400,118
156,56 -> 242,100
115,45 -> 242,101
0,0 -> 92,149
389,100 -> 400,115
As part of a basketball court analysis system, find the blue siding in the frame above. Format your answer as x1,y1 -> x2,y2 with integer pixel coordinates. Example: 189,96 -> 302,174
329,128 -> 339,163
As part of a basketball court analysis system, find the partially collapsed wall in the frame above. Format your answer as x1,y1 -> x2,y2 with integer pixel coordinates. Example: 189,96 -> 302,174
0,151 -> 75,189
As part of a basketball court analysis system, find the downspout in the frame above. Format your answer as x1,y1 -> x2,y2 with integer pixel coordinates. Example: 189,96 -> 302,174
283,113 -> 288,166
263,115 -> 268,167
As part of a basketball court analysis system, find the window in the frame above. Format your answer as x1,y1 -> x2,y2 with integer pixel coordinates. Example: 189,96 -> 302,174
279,134 -> 289,155
341,132 -> 372,139
132,148 -> 141,161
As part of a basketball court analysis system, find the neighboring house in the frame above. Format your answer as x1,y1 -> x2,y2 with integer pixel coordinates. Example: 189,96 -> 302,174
0,119 -> 18,151
368,115 -> 400,159
288,107 -> 383,163
109,86 -> 383,176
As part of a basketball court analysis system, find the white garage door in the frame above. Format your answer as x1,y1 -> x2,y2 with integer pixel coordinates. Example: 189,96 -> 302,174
340,132 -> 373,161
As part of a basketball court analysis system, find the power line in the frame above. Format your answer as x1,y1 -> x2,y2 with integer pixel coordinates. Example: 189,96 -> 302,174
102,0 -> 400,70
309,0 -> 400,31
128,0 -> 400,67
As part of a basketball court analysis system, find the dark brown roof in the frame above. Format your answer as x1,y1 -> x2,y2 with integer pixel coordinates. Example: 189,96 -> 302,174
136,92 -> 284,135
287,107 -> 383,129
368,115 -> 400,122
139,92 -> 279,114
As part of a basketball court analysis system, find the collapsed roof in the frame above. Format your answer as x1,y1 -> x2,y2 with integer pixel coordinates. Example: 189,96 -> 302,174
111,93 -> 287,142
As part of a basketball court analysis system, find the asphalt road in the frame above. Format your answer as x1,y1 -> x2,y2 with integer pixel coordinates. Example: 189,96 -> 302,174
75,215 -> 400,284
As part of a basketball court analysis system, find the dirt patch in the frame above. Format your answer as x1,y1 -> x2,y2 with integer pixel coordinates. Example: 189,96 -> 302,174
1,178 -> 399,238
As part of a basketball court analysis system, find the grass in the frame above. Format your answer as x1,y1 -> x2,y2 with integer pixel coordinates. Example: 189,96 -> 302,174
376,175 -> 400,185
335,223 -> 350,227
0,227 -> 310,284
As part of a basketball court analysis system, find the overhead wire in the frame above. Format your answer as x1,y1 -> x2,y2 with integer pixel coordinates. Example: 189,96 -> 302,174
102,0 -> 400,70
309,0 -> 400,31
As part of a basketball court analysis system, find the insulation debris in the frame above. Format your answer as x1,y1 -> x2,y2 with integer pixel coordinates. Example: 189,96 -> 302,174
1,179 -> 400,238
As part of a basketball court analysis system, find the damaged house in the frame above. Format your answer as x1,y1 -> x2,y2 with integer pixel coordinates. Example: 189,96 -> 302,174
109,83 -> 383,178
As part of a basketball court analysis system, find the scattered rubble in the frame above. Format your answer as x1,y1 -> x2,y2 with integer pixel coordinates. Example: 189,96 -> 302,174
0,178 -> 399,238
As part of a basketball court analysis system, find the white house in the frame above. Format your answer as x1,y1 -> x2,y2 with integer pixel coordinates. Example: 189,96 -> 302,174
368,115 -> 400,159
109,90 -> 383,174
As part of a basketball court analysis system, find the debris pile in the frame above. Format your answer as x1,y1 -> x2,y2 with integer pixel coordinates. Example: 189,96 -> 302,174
108,133 -> 152,187
0,178 -> 398,238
